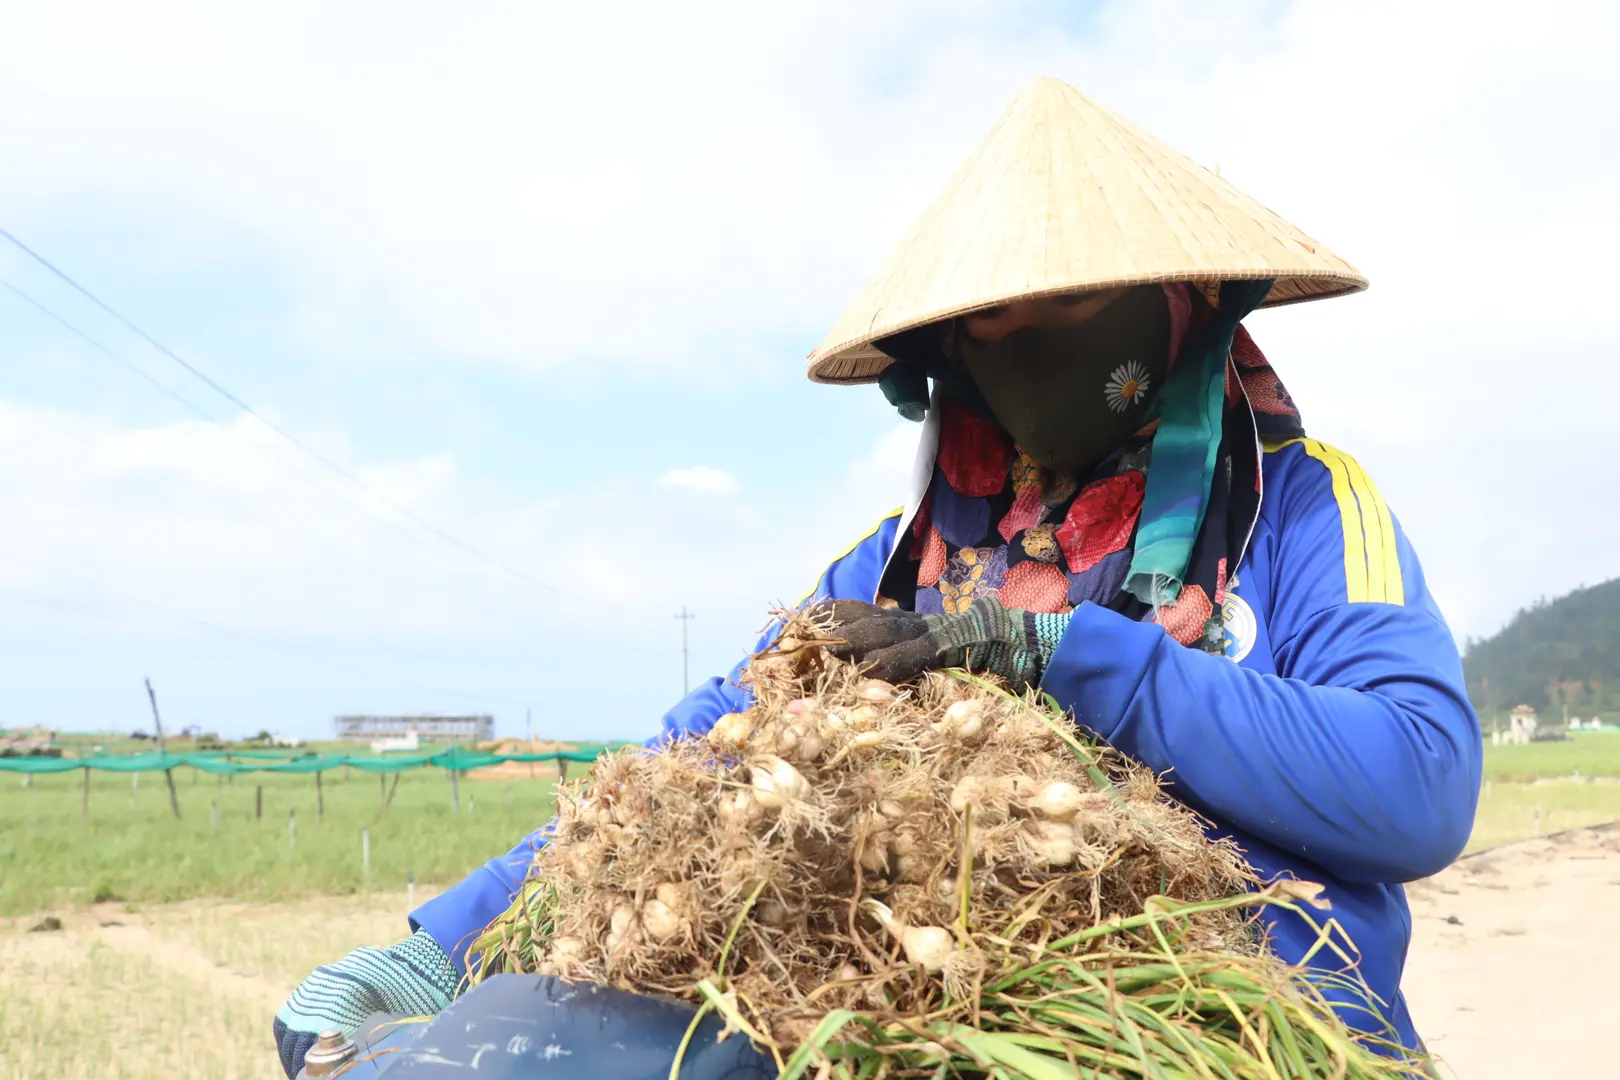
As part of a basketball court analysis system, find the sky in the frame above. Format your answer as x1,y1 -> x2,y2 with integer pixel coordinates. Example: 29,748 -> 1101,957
0,0 -> 1616,742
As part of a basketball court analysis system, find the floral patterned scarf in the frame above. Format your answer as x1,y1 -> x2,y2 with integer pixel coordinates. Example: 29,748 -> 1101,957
876,281 -> 1306,653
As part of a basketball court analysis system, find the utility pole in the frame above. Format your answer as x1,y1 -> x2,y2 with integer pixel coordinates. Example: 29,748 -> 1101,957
675,606 -> 696,696
145,678 -> 182,820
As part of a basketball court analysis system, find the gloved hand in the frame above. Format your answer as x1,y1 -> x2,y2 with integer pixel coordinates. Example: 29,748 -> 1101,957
819,596 -> 1070,690
273,928 -> 459,1078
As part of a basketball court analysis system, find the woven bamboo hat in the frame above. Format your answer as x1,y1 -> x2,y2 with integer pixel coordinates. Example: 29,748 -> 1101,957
808,77 -> 1365,384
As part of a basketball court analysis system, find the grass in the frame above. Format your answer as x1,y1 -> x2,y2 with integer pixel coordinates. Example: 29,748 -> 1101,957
1467,778 -> 1620,852
1466,731 -> 1620,850
0,762 -> 557,916
1480,729 -> 1620,781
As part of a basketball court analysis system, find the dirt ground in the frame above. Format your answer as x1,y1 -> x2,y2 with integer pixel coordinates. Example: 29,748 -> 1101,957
1402,821 -> 1620,1079
0,889 -> 441,1080
5,828 -> 1615,1080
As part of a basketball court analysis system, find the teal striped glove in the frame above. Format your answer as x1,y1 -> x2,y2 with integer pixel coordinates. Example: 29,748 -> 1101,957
273,928 -> 458,1078
823,597 -> 1071,691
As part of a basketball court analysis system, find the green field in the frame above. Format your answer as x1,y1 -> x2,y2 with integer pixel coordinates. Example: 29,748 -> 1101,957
4,731 -> 1620,919
0,762 -> 558,916
1480,729 -> 1620,780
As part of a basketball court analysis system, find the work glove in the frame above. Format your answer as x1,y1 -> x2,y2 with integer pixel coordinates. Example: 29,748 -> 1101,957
818,596 -> 1070,690
273,928 -> 458,1078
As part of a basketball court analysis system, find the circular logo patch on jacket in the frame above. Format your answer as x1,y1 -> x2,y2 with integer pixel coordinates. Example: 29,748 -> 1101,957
1221,594 -> 1258,663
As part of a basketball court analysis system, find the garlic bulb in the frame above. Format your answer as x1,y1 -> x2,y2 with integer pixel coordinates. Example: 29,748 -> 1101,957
857,835 -> 889,873
775,720 -> 826,763
708,711 -> 753,748
641,898 -> 685,941
1026,780 -> 1086,821
717,788 -> 761,827
856,679 -> 897,703
1023,819 -> 1077,866
749,755 -> 808,810
941,699 -> 985,740
861,899 -> 957,971
847,705 -> 881,728
550,935 -> 586,962
949,776 -> 994,813
606,903 -> 638,955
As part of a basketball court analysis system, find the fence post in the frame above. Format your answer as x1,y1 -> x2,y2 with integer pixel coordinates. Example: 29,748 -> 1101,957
256,785 -> 263,821
289,809 -> 297,849
315,771 -> 325,821
450,762 -> 461,815
144,678 -> 182,820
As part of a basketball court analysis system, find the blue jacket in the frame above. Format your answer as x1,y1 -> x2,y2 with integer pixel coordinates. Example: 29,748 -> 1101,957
411,436 -> 1481,1053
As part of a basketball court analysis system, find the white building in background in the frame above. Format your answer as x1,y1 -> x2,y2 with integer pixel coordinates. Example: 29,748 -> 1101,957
370,731 -> 421,754
1505,705 -> 1538,746
334,714 -> 494,744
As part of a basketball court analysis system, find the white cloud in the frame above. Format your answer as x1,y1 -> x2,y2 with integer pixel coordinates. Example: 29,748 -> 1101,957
1,0 -> 1617,710
656,467 -> 742,496
0,393 -> 940,735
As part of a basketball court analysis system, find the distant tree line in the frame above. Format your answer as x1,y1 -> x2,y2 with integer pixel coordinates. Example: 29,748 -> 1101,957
1463,579 -> 1620,719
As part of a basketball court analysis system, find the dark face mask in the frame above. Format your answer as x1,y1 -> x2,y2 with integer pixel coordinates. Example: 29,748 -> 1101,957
957,285 -> 1172,477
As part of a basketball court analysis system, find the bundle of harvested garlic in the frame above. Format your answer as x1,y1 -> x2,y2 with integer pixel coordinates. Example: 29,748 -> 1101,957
470,607 -> 1255,1045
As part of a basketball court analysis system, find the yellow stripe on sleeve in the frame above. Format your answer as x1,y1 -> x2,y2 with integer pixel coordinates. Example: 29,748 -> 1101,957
1264,438 -> 1403,605
1337,452 -> 1405,605
1338,449 -> 1386,602
1297,440 -> 1370,604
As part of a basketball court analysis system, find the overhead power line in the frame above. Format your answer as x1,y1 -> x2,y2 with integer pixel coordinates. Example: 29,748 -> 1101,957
2,280 -> 219,423
0,227 -> 570,599
4,280 -> 546,615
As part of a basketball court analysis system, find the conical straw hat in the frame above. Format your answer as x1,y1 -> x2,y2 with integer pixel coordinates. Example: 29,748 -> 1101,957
808,77 -> 1365,384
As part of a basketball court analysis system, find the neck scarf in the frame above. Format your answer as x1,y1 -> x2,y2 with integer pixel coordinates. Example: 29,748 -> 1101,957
876,281 -> 1306,653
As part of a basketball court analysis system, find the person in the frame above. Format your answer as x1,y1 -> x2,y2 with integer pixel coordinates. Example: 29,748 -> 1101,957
274,77 -> 1481,1076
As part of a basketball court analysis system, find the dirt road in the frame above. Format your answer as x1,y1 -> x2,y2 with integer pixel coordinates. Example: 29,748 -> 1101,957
1404,822 -> 1620,1079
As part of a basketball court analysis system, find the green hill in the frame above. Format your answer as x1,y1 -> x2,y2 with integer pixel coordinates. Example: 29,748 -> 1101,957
1462,578 -> 1620,726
